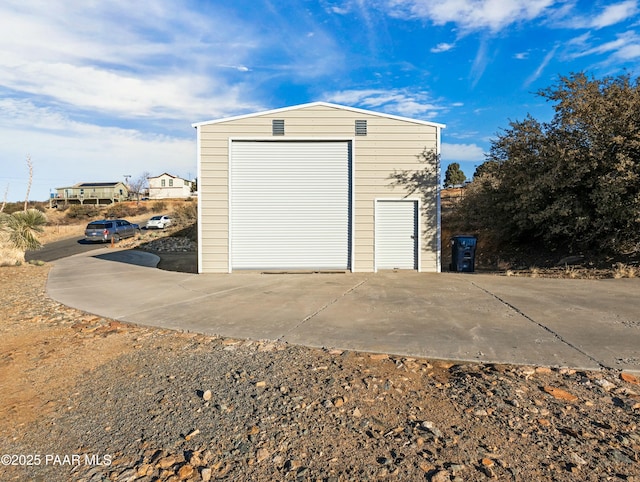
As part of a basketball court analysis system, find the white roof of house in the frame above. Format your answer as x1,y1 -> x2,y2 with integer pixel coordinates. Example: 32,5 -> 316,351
192,101 -> 445,129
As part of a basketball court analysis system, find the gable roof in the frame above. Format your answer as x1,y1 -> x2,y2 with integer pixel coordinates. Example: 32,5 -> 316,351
148,172 -> 192,182
192,101 -> 446,129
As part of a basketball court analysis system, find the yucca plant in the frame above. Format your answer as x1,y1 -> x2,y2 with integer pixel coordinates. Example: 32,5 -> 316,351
0,208 -> 47,251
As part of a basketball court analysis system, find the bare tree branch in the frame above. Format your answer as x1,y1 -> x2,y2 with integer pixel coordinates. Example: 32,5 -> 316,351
24,155 -> 33,212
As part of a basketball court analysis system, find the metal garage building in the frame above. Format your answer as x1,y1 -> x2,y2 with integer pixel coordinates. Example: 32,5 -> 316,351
192,102 -> 445,273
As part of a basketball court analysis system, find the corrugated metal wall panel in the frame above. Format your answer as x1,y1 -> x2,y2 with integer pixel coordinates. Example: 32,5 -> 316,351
231,141 -> 350,270
375,200 -> 417,270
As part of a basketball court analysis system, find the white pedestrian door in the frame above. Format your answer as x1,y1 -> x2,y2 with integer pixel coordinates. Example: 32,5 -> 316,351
375,200 -> 418,270
230,140 -> 351,270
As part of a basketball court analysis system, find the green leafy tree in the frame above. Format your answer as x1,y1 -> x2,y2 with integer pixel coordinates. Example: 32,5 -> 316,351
461,72 -> 640,255
443,162 -> 466,187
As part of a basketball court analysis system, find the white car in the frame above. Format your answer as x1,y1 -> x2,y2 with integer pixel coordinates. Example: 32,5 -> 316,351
146,215 -> 172,229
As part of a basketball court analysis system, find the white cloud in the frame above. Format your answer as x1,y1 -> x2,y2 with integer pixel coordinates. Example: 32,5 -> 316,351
386,0 -> 556,32
441,142 -> 485,162
431,42 -> 455,53
616,43 -> 640,59
524,44 -> 559,87
566,30 -> 640,62
470,38 -> 490,87
514,52 -> 529,60
324,89 -> 446,119
0,56 -> 260,120
591,0 -> 637,28
0,99 -> 195,201
557,0 -> 638,29
0,1 -> 268,120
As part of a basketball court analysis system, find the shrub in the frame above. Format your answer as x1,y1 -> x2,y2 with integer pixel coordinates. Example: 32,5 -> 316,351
104,203 -> 132,218
171,203 -> 197,226
65,205 -> 100,220
135,204 -> 148,214
152,201 -> 167,212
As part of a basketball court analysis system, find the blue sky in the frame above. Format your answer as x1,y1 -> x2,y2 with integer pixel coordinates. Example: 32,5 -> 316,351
1,0 -> 639,201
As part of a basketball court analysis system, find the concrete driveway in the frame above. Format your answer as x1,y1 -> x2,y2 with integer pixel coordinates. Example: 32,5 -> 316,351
47,248 -> 640,373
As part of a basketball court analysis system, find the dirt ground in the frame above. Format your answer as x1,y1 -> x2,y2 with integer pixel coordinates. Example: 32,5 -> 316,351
1,264 -> 639,481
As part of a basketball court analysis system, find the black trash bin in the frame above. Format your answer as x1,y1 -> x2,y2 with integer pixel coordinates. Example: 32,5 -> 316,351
450,235 -> 477,272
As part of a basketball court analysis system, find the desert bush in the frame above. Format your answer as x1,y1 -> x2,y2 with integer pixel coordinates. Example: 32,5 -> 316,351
104,203 -> 132,218
152,201 -> 167,212
1,201 -> 46,215
65,205 -> 100,220
0,209 -> 47,265
613,263 -> 638,279
171,203 -> 197,226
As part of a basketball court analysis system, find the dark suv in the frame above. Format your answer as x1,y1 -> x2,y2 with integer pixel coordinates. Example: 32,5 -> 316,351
84,219 -> 140,243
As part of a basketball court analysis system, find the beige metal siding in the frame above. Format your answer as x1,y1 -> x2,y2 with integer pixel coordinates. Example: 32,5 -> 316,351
197,104 -> 440,273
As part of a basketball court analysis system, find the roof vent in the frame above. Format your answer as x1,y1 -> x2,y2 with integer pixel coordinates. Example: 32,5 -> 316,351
272,119 -> 285,136
355,119 -> 367,136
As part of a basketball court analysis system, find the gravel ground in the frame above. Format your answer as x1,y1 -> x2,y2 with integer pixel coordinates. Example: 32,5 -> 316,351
1,263 -> 639,482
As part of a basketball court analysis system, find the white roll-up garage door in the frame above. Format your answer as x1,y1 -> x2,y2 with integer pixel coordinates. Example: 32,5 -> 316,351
375,200 -> 418,270
230,140 -> 351,270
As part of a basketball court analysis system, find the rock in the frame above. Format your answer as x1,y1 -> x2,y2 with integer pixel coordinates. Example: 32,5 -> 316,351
185,428 -> 200,440
157,455 -> 177,469
421,421 -> 443,438
115,468 -> 138,481
257,343 -> 276,352
201,467 -> 212,482
419,462 -> 435,473
353,407 -> 362,417
519,367 -> 535,378
136,464 -> 154,476
255,381 -> 267,388
570,453 -> 587,465
333,396 -> 344,407
177,464 -> 195,480
203,389 -> 212,401
431,469 -> 451,482
370,353 -> 389,360
621,372 -> 640,385
543,386 -> 578,402
256,448 -> 270,463
595,378 -> 616,391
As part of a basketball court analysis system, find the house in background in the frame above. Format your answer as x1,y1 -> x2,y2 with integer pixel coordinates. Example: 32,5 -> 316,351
192,101 -> 445,274
148,173 -> 194,199
53,182 -> 129,206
